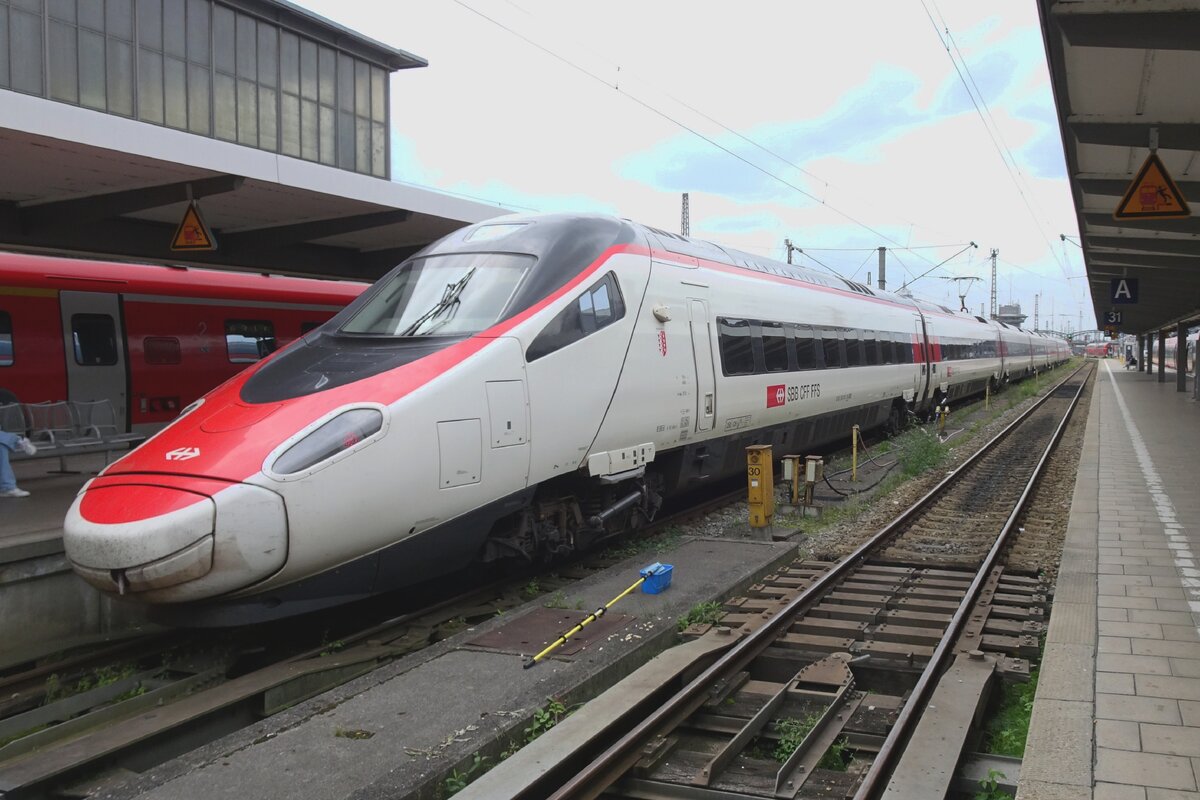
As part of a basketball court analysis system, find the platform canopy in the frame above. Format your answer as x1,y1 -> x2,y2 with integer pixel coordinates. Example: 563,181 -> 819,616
1038,0 -> 1200,335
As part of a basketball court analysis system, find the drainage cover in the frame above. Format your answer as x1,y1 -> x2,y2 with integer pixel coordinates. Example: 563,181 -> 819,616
469,607 -> 635,658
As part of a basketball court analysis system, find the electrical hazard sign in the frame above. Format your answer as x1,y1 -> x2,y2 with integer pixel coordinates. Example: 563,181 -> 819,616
1114,152 -> 1191,220
171,201 -> 217,251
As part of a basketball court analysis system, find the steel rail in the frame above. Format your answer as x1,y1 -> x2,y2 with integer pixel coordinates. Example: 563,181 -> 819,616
854,366 -> 1088,799
547,362 -> 1092,800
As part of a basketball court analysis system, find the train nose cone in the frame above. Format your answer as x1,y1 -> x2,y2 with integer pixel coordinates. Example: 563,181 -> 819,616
65,478 -> 288,602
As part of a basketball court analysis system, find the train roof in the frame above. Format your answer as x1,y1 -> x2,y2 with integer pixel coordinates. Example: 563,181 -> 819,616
0,251 -> 367,306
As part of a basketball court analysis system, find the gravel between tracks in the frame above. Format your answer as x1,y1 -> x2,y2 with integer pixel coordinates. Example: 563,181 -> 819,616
600,362 -> 1092,579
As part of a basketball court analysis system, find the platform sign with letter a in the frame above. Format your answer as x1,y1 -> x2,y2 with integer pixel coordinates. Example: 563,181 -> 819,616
1111,278 -> 1139,305
171,201 -> 217,251
1114,152 -> 1191,220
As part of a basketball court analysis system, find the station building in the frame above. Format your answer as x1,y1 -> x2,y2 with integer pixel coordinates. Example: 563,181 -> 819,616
0,0 -> 503,278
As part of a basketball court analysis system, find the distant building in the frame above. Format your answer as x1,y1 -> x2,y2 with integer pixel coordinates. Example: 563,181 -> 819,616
0,0 -> 426,179
996,303 -> 1027,328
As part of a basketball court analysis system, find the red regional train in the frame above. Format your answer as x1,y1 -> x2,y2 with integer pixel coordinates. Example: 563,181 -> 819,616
0,253 -> 366,432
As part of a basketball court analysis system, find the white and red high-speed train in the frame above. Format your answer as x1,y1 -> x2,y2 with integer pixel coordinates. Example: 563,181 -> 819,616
63,214 -> 1069,621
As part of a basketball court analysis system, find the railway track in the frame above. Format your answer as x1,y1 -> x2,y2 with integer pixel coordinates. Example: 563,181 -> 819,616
0,366 -> 1085,799
0,481 -> 747,799
505,362 -> 1092,800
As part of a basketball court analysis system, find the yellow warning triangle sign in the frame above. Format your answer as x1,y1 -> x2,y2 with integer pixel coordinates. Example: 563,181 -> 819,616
1114,152 -> 1191,220
171,201 -> 217,251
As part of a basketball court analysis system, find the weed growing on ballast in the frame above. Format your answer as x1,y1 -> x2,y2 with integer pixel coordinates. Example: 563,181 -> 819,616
983,667 -> 1039,757
677,600 -> 724,632
521,578 -> 541,600
442,753 -> 490,796
543,590 -> 569,609
974,768 -> 1012,800
770,715 -> 849,770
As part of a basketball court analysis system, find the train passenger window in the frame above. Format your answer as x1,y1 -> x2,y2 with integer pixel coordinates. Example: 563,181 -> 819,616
792,325 -> 817,370
760,321 -> 789,372
863,332 -> 880,366
0,311 -> 11,367
717,318 -> 755,376
820,329 -> 841,368
526,272 -> 626,362
881,333 -> 895,365
71,314 -> 118,366
144,337 -> 182,365
844,330 -> 862,367
226,320 -> 277,363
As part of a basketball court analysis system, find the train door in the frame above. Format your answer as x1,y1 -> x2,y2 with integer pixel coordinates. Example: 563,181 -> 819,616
59,291 -> 128,431
688,299 -> 716,432
914,316 -> 931,408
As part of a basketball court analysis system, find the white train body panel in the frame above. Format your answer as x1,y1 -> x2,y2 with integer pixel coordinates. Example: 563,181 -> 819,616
62,213 -> 1070,619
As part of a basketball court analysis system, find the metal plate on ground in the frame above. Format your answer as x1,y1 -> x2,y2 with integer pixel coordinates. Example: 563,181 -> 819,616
469,608 -> 635,658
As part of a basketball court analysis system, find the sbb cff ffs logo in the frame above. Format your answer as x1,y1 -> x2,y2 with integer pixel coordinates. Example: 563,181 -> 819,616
767,383 -> 821,408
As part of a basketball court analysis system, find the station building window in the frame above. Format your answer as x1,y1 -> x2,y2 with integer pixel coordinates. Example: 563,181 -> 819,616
225,319 -> 276,363
0,310 -> 12,366
4,0 -> 389,177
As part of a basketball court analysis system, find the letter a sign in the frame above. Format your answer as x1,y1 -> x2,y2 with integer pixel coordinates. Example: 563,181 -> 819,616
1111,278 -> 1139,305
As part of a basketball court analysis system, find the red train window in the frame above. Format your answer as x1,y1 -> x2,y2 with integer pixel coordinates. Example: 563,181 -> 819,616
226,319 -> 277,363
0,310 -> 11,367
144,337 -> 182,365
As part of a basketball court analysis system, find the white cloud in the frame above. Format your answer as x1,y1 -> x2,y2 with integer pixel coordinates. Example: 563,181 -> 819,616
299,0 -> 1094,331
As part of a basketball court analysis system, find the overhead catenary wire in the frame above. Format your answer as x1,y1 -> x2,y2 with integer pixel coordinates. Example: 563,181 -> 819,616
453,0 -> 959,264
904,242 -> 979,288
919,0 -> 1071,281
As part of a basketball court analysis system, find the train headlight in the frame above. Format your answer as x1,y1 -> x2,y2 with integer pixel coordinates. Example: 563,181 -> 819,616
271,409 -> 383,475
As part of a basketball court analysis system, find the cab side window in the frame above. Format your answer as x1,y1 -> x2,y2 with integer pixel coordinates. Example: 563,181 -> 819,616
526,272 -> 625,362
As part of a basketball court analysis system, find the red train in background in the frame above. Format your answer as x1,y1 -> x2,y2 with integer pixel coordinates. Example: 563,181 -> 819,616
0,253 -> 366,432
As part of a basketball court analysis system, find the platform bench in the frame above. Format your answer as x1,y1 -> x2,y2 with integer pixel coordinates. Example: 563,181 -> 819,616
1,401 -> 147,472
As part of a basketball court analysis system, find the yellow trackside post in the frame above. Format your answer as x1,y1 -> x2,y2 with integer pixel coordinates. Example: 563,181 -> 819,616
746,444 -> 774,528
851,424 -> 860,482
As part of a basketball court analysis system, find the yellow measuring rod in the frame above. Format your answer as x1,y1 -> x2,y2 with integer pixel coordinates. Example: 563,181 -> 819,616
523,565 -> 670,669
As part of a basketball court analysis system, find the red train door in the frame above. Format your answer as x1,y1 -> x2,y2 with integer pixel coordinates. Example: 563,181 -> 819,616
59,291 -> 129,431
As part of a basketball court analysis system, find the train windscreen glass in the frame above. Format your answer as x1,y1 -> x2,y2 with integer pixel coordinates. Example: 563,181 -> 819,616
342,253 -> 534,337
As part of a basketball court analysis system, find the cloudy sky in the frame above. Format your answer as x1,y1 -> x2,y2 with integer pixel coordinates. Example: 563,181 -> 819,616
301,0 -> 1093,331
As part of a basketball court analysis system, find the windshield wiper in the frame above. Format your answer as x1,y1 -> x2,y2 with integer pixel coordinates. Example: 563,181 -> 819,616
397,267 -> 476,336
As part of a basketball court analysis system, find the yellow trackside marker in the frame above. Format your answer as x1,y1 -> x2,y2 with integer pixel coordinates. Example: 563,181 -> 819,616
746,444 -> 774,528
1114,152 -> 1191,221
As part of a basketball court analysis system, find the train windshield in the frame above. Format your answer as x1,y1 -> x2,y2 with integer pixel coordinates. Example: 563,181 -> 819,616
341,253 -> 534,337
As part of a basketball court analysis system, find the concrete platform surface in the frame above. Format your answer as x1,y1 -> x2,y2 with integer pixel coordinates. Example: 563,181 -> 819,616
97,534 -> 797,800
0,453 -> 107,559
1022,361 -> 1200,800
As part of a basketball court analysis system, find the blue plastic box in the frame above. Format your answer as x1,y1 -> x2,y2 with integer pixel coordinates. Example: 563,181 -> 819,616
639,562 -> 674,594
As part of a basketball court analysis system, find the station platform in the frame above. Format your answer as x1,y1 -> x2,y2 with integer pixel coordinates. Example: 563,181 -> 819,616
0,455 -> 148,654
1022,361 -> 1200,799
96,535 -> 795,800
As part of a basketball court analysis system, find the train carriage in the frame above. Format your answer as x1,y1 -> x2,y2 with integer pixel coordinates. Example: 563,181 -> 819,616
61,214 -> 1069,620
0,254 -> 365,431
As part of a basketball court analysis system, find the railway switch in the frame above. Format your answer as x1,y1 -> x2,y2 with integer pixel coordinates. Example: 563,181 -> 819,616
746,445 -> 774,528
